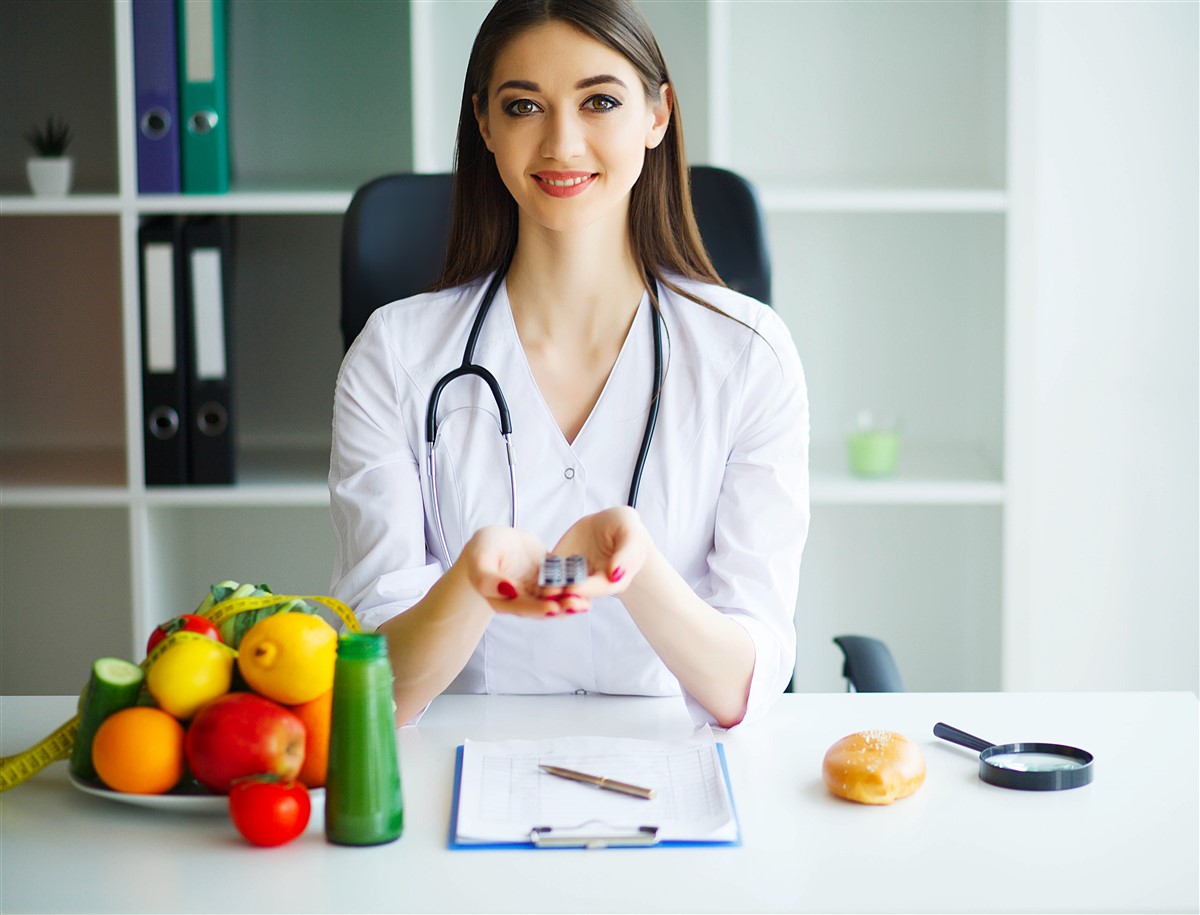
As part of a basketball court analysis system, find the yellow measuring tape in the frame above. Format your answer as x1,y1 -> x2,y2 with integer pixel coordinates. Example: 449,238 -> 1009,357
0,594 -> 360,793
0,716 -> 79,793
198,593 -> 361,634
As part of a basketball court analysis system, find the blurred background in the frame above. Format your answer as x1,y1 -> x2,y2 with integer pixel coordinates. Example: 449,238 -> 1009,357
1,0 -> 1195,697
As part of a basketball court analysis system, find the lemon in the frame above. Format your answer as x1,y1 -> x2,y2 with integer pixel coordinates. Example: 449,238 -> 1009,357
146,638 -> 234,720
237,612 -> 337,705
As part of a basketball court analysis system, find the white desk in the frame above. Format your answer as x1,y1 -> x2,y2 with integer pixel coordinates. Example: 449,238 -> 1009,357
2,691 -> 1196,913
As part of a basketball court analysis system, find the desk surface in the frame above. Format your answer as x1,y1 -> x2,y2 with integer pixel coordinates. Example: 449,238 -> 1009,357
2,691 -> 1197,914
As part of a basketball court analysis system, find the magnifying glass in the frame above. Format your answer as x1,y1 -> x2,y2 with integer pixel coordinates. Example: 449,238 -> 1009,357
934,722 -> 1094,791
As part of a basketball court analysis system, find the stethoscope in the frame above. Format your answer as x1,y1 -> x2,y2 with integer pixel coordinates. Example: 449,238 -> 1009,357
425,265 -> 664,562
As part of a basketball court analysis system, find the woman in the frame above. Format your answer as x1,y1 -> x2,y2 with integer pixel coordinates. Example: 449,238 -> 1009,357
329,0 -> 809,729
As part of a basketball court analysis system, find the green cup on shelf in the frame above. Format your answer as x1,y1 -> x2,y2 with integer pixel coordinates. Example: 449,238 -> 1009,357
847,411 -> 900,477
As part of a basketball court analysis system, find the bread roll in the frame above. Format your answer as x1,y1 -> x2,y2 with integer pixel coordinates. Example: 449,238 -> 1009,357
822,729 -> 925,805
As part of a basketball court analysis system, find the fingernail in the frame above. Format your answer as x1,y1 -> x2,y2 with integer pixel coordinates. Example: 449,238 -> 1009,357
497,581 -> 517,599
608,567 -> 625,583
545,608 -> 560,617
553,593 -> 583,603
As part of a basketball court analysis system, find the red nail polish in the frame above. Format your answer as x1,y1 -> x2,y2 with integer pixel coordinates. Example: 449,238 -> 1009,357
497,581 -> 517,599
608,567 -> 625,583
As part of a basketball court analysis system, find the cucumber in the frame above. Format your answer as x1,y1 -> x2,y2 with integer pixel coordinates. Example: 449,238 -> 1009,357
69,657 -> 145,782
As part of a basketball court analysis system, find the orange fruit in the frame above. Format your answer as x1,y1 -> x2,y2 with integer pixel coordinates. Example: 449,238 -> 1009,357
91,707 -> 185,794
288,688 -> 332,788
237,613 -> 337,705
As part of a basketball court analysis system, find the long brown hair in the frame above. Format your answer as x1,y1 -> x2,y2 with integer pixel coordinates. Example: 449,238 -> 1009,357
433,0 -> 725,313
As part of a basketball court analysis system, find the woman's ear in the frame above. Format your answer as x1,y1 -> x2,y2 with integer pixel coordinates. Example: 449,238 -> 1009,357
473,93 -> 494,152
645,83 -> 673,150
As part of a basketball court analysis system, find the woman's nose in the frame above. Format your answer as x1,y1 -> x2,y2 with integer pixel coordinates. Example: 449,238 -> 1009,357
539,109 -> 587,161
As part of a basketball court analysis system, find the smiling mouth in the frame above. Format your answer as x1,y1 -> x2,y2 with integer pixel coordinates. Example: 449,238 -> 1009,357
532,172 -> 599,199
534,174 -> 597,187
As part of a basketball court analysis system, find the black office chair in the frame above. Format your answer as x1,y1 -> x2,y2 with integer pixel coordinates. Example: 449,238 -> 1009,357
833,635 -> 906,692
340,165 -> 772,352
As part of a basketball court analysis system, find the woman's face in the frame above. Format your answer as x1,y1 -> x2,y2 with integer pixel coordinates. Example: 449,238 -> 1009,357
475,20 -> 671,236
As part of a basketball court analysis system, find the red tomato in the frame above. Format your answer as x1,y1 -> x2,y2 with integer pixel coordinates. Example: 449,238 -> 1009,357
145,614 -> 222,656
228,778 -> 311,847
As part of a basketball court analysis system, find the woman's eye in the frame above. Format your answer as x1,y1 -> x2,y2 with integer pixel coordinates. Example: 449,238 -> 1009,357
584,94 -> 621,112
504,99 -> 541,117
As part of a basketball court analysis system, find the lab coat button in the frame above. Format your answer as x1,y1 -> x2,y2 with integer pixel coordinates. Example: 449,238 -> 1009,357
564,467 -> 575,480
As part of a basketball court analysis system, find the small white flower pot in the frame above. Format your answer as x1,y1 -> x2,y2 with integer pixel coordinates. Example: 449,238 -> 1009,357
26,157 -> 74,197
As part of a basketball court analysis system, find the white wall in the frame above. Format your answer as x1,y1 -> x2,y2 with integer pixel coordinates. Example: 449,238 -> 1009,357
1006,0 -> 1199,694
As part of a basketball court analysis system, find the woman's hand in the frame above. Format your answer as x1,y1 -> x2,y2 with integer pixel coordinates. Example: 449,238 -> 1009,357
459,526 -> 562,617
545,506 -> 652,612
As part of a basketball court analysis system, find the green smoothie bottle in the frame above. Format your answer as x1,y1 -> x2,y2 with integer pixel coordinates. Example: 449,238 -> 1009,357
324,632 -> 404,845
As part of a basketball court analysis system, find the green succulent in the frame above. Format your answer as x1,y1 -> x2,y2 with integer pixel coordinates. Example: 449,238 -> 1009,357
25,116 -> 72,157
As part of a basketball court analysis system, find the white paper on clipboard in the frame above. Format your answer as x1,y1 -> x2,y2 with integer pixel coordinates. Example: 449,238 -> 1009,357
454,726 -> 737,845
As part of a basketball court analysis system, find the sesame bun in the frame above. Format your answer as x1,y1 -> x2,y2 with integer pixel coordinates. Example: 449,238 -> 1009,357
822,729 -> 926,805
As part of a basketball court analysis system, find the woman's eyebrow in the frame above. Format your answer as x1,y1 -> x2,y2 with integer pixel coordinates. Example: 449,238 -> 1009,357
495,74 -> 629,94
495,79 -> 540,93
576,74 -> 627,90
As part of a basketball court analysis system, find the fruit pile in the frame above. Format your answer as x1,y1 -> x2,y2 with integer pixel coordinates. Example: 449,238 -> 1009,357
71,580 -> 351,847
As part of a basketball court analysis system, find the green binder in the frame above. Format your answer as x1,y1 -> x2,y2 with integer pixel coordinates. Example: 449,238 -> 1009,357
178,0 -> 229,194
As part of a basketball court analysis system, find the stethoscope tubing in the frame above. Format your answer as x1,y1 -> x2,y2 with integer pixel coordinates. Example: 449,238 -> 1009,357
425,266 -> 663,562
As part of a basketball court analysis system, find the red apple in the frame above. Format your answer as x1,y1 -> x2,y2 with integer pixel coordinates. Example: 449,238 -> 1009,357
184,692 -> 306,794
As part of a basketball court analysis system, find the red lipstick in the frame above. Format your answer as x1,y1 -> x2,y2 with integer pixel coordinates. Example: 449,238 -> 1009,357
533,171 -> 597,198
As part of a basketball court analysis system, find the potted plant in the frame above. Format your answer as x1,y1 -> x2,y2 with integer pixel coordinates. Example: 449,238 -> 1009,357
24,116 -> 74,197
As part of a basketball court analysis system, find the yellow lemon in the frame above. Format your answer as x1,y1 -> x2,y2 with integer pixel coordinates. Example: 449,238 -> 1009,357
146,638 -> 234,720
237,612 -> 337,705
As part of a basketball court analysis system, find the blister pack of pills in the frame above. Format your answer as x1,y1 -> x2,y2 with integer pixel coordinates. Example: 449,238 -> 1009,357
538,554 -> 588,587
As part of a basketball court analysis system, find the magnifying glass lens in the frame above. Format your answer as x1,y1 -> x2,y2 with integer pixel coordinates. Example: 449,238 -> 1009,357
987,752 -> 1086,773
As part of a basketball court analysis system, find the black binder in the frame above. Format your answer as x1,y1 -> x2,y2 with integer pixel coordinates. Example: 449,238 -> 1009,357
182,216 -> 235,484
139,217 -> 189,485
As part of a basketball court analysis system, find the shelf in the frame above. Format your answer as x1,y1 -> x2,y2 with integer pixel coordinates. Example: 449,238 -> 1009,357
759,187 -> 1007,214
0,191 -> 354,217
0,442 -> 1005,509
143,447 -> 330,507
0,0 -> 1015,696
0,447 -> 331,508
136,189 -> 354,215
0,195 -> 126,215
810,442 -> 1004,505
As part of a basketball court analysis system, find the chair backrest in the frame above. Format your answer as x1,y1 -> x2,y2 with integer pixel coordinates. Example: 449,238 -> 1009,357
832,635 -> 907,693
339,165 -> 772,352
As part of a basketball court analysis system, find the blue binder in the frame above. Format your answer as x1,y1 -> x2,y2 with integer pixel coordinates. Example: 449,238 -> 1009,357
132,0 -> 181,194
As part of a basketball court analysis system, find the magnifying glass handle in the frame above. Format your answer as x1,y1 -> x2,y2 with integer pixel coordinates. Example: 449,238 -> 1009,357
933,722 -> 996,753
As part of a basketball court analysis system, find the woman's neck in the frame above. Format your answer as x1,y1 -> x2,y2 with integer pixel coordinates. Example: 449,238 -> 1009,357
505,215 -> 646,347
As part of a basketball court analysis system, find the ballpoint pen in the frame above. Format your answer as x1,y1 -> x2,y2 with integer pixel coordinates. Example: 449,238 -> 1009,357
539,764 -> 656,800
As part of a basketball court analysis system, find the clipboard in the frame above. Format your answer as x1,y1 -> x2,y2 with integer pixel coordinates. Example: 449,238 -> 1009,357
448,741 -> 742,850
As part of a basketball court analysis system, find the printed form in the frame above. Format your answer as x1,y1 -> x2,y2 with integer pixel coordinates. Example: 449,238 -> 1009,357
454,727 -> 737,845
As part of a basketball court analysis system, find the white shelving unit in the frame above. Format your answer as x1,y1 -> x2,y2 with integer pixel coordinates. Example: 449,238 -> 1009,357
1,0 -> 1011,696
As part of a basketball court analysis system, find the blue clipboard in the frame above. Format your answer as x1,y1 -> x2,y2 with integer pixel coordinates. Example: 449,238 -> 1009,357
448,742 -> 742,850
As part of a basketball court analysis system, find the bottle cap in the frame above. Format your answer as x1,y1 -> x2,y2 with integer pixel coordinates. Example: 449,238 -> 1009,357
337,631 -> 389,660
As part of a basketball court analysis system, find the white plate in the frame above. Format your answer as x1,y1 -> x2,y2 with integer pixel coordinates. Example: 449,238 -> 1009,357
70,774 -> 323,815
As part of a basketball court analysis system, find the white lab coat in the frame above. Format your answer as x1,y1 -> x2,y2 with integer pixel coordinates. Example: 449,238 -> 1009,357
329,272 -> 810,727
